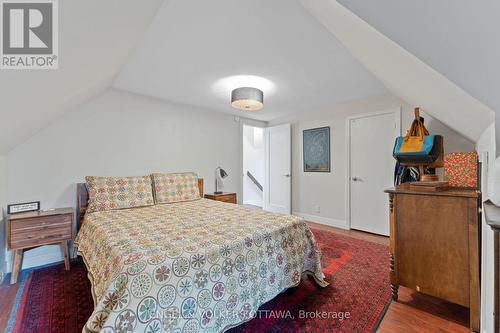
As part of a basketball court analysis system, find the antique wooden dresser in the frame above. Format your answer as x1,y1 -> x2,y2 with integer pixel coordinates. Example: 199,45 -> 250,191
385,185 -> 481,332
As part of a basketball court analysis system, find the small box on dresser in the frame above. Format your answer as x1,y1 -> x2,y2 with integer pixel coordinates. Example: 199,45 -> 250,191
7,207 -> 74,284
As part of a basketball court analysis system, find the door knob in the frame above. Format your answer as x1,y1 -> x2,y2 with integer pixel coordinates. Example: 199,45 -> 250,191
283,174 -> 291,177
352,177 -> 362,182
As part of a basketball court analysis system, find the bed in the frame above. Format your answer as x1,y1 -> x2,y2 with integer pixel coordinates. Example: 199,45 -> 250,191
74,178 -> 327,333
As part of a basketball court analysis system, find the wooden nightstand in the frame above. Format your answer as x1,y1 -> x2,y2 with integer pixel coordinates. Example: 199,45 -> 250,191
204,192 -> 237,204
7,207 -> 74,284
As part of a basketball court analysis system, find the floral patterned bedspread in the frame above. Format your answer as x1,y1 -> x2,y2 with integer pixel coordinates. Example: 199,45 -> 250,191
75,198 -> 326,333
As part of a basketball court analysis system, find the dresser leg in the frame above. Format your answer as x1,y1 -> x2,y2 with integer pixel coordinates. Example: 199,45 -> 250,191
10,249 -> 24,284
61,241 -> 70,270
391,283 -> 399,301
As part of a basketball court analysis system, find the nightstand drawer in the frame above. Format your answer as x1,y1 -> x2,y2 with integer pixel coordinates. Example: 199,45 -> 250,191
218,195 -> 236,203
10,215 -> 71,232
10,223 -> 71,248
204,193 -> 237,204
8,212 -> 73,250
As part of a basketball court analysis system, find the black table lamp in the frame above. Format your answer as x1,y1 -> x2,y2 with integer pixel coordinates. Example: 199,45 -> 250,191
215,167 -> 228,194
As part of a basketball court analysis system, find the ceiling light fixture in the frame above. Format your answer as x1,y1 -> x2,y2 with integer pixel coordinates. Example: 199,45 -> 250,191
231,87 -> 264,111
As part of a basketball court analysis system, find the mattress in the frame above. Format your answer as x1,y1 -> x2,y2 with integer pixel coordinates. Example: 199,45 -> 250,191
75,198 -> 326,333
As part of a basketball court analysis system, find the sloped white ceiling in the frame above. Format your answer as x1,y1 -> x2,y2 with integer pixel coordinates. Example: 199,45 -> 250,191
0,0 -> 163,154
337,0 -> 499,141
3,0 -> 492,153
113,0 -> 387,121
299,0 -> 494,142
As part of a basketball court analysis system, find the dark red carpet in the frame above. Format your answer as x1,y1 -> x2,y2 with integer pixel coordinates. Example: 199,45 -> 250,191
9,228 -> 390,333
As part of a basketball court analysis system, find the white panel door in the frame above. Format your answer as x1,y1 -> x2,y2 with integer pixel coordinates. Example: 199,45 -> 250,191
264,124 -> 291,214
349,111 -> 399,235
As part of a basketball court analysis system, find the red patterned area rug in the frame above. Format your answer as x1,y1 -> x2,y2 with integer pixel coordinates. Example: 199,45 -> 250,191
7,228 -> 390,333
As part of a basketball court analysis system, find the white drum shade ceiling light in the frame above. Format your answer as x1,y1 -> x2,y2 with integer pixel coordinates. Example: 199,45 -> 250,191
231,87 -> 264,111
213,75 -> 274,112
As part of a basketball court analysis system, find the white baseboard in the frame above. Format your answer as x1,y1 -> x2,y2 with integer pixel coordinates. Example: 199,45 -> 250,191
292,211 -> 349,230
243,200 -> 263,207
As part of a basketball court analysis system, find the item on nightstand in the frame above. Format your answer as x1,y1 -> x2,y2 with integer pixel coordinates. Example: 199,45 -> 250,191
7,201 -> 40,214
214,166 -> 228,194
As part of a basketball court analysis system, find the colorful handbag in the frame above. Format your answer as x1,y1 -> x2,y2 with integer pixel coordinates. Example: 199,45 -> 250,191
396,135 -> 444,166
393,108 -> 434,157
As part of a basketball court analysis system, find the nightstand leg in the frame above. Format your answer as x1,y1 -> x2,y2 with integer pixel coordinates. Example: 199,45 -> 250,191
61,241 -> 70,270
10,249 -> 23,284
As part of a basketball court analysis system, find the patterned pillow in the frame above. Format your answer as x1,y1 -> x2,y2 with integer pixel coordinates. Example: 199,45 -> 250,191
85,176 -> 154,213
152,172 -> 200,204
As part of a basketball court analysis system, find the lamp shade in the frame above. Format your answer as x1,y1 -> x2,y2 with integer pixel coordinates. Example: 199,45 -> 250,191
231,87 -> 263,111
215,167 -> 228,194
218,168 -> 228,179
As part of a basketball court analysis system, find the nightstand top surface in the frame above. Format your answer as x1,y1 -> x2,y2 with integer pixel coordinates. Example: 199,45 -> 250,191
8,207 -> 74,220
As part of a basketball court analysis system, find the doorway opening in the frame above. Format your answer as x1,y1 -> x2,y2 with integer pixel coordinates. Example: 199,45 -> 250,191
243,125 -> 265,208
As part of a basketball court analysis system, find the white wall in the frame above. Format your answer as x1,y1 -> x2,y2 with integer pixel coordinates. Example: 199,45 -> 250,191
4,89 -> 263,271
0,0 -> 164,154
476,123 -> 496,333
243,125 -> 265,206
269,93 -> 474,227
0,155 -> 6,280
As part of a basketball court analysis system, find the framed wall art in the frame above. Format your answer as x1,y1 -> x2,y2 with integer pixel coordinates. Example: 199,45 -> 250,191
303,126 -> 330,172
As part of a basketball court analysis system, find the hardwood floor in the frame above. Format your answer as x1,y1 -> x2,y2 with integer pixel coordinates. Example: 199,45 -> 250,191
378,286 -> 469,333
0,275 -> 20,333
0,222 -> 470,333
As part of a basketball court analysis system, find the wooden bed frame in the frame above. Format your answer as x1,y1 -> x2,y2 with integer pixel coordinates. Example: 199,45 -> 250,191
76,178 -> 204,230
